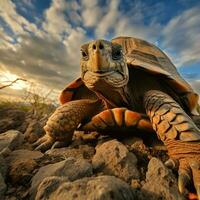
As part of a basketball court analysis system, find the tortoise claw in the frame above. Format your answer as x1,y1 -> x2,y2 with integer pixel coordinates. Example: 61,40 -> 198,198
178,172 -> 190,195
51,141 -> 70,149
34,136 -> 54,152
190,162 -> 200,200
35,140 -> 54,152
32,132 -> 73,152
32,135 -> 47,149
175,159 -> 200,199
32,135 -> 55,152
165,158 -> 179,169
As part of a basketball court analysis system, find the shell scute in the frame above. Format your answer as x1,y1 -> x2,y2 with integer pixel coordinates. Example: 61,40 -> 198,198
112,36 -> 199,114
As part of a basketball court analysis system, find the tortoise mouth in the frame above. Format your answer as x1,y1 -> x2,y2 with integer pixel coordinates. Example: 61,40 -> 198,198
82,69 -> 129,89
86,70 -> 115,77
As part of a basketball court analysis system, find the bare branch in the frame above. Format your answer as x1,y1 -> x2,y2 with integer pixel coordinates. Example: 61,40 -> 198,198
0,78 -> 27,90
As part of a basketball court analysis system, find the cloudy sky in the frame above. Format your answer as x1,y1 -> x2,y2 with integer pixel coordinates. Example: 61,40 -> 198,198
0,0 -> 200,102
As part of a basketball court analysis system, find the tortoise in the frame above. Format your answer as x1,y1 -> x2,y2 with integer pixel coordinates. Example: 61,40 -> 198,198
33,36 -> 200,198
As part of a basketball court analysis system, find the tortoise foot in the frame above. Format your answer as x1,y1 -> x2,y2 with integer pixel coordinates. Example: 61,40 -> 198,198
32,135 -> 54,152
32,99 -> 96,152
32,120 -> 73,152
177,158 -> 200,200
165,139 -> 200,200
32,134 -> 72,152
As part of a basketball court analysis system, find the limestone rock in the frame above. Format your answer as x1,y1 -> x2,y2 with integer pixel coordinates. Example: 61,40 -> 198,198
24,120 -> 45,143
35,176 -> 68,200
92,139 -> 139,182
0,108 -> 25,132
0,130 -> 24,152
121,136 -> 144,148
0,173 -> 6,198
142,157 -> 184,200
46,144 -> 95,160
6,149 -> 44,185
0,147 -> 12,157
0,155 -> 7,178
31,157 -> 93,199
74,131 -> 100,142
35,175 -> 137,200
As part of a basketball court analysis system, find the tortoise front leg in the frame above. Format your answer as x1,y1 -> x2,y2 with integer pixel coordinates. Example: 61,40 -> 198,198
144,90 -> 200,199
81,108 -> 153,133
33,99 -> 103,152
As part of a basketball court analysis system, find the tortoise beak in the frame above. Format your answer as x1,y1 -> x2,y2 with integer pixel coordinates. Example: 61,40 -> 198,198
89,40 -> 110,73
93,51 -> 102,72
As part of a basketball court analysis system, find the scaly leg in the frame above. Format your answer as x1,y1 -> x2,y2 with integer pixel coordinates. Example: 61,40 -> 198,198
81,108 -> 153,133
144,90 -> 200,199
32,99 -> 103,152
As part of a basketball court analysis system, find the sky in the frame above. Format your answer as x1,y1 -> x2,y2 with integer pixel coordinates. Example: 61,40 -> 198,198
0,0 -> 200,102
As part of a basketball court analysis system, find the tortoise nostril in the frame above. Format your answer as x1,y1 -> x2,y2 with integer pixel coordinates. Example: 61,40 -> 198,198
93,42 -> 104,50
99,43 -> 104,50
93,44 -> 96,50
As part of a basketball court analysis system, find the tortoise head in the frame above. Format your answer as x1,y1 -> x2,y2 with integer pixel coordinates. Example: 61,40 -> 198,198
80,40 -> 129,91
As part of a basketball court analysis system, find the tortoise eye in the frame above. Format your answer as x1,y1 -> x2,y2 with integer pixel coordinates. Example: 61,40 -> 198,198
81,50 -> 88,60
112,46 -> 122,60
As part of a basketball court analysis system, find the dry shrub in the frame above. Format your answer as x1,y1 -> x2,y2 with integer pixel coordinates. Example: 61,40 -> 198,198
22,83 -> 57,120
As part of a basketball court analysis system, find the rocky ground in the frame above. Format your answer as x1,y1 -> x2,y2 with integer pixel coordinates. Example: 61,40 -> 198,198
0,105 -> 197,200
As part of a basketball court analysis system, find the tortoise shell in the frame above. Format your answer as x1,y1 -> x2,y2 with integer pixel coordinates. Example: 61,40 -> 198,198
60,36 -> 199,114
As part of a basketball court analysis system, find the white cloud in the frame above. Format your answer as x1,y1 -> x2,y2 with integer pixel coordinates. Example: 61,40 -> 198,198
0,27 -> 15,49
93,0 -> 162,42
161,6 -> 200,67
42,0 -> 82,40
113,17 -> 161,42
20,0 -> 34,9
0,0 -> 89,96
63,27 -> 88,76
113,1 -> 163,42
0,0 -> 39,35
42,0 -> 72,40
95,0 -> 121,38
81,0 -> 102,27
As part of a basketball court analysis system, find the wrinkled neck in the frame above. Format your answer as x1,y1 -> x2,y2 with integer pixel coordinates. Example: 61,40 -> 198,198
94,85 -> 130,109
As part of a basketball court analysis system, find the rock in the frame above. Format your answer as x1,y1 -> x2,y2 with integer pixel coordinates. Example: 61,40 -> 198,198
0,108 -> 26,133
0,130 -> 24,152
131,179 -> 141,189
6,149 -> 44,185
31,157 -> 93,199
122,136 -> 150,158
141,157 -> 184,200
0,155 -> 7,178
121,136 -> 144,148
74,131 -> 100,142
46,145 -> 95,160
24,120 -> 45,143
130,138 -> 148,153
35,176 -> 68,200
0,147 -> 12,157
0,173 -> 6,198
35,175 -> 137,200
92,139 -> 139,182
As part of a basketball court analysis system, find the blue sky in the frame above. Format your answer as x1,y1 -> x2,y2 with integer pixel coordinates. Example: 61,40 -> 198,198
0,0 -> 199,100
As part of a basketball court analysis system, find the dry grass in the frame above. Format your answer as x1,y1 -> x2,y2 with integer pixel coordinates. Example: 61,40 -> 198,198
0,82 -> 57,120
